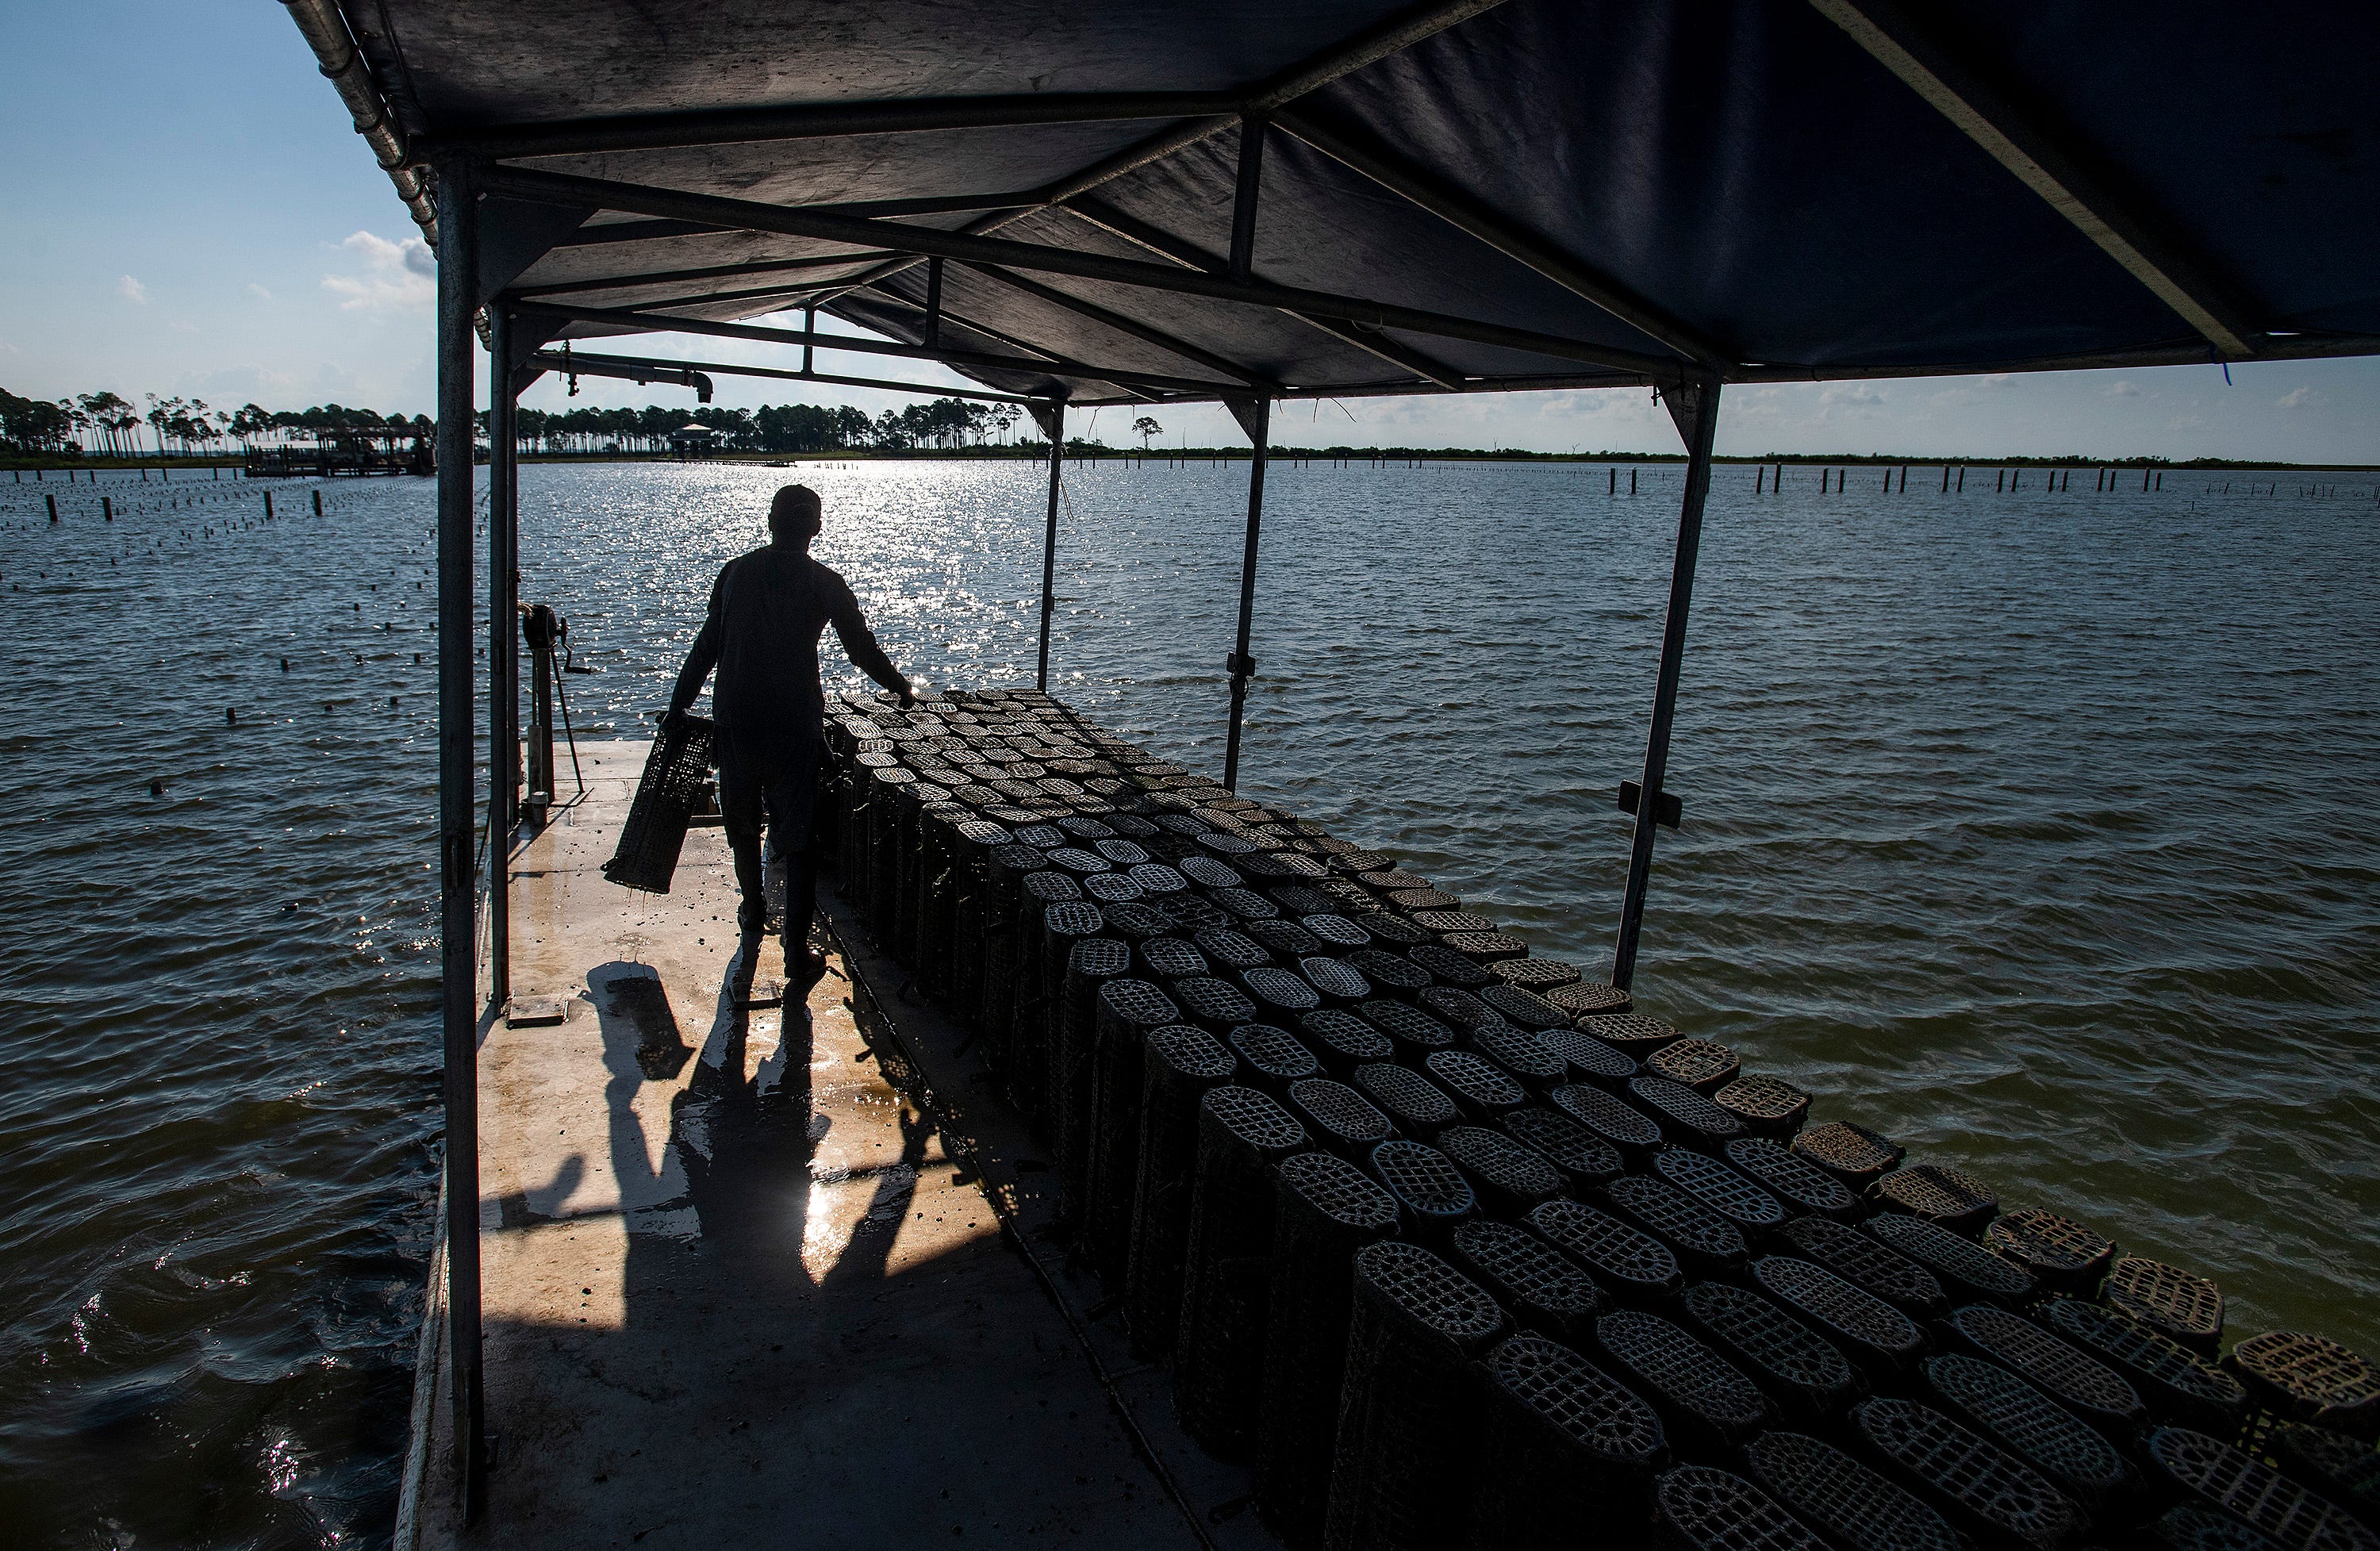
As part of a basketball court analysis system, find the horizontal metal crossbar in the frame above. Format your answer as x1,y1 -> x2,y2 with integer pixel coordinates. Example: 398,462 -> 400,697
478,163 -> 1682,378
524,348 -> 1047,405
509,299 -> 1248,395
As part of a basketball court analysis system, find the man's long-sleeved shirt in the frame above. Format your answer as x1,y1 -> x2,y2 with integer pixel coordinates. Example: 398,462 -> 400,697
670,544 -> 905,756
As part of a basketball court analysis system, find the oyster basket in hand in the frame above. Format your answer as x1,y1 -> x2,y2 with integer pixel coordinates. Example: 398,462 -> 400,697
601,714 -> 716,894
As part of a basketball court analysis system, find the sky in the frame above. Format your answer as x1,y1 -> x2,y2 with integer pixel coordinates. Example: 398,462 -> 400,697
2,1 -> 2373,461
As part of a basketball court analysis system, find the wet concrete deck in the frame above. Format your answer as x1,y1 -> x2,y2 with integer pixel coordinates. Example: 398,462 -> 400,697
405,742 -> 1269,1550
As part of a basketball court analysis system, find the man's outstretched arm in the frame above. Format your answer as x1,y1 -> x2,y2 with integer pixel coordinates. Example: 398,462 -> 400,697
667,566 -> 730,717
828,579 -> 912,704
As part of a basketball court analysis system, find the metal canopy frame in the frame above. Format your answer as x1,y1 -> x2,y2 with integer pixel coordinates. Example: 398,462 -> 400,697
294,0 -> 2380,1518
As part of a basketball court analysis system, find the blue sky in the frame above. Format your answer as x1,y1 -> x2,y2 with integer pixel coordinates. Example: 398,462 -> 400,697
2,1 -> 2372,461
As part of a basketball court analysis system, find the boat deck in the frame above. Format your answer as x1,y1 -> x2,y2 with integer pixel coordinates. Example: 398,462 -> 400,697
406,740 -> 1267,1549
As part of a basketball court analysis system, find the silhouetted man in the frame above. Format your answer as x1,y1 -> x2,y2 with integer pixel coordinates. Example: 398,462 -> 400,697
667,484 -> 911,984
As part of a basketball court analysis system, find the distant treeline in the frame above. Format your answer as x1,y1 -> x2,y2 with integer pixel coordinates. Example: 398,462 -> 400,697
0,386 -> 427,458
501,397 -> 1025,454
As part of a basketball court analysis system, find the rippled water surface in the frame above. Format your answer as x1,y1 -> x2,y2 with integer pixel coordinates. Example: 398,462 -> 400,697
1,457 -> 2374,1546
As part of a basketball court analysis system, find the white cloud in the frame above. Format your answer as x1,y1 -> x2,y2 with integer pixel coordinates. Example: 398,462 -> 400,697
117,274 -> 147,304
321,231 -> 436,312
2275,386 -> 2324,409
2104,381 -> 2140,397
247,282 -> 274,301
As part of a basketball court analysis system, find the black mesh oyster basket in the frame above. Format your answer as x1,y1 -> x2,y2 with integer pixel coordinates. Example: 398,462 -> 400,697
1791,1121 -> 1906,1188
1921,1353 -> 2138,1513
2103,1257 -> 2225,1358
1418,984 -> 1500,1032
1645,1038 -> 1743,1095
1299,1008 -> 1393,1072
1500,1105 -> 1626,1192
1777,1215 -> 1948,1317
1577,1012 -> 1684,1058
1073,977 -> 1180,1264
1724,1138 -> 1861,1221
1173,1085 -> 1308,1458
1714,1074 -> 1813,1138
1323,1242 -> 1510,1551
1436,1124 -> 1564,1217
1752,1257 -> 1929,1384
1353,1062 -> 1460,1139
1478,981 -> 1572,1032
1606,1173 -> 1752,1276
1222,1020 -> 1319,1093
1138,935 -> 1210,981
1653,1465 -> 1829,1551
1653,1146 -> 1789,1235
602,712 -> 717,893
1449,1219 -> 1603,1344
1529,1198 -> 1684,1307
1173,974 -> 1259,1035
1469,1022 -> 1568,1092
1123,1024 -> 1238,1357
1983,1208 -> 2116,1298
1745,1429 -> 1964,1551
1547,981 -> 1634,1019
1850,1397 -> 2083,1551
1491,956 -> 1585,992
1551,1082 -> 1666,1161
1630,1076 -> 1749,1151
1193,925 -> 1272,972
1408,943 -> 1493,989
1299,954 -> 1372,1008
1425,1048 -> 1529,1119
2264,1421 -> 2380,1529
1943,1303 -> 2144,1430
2225,1333 -> 2380,1442
1254,1152 -> 1401,1548
1596,1308 -> 1774,1456
1019,899 -> 1104,1116
1240,963 -> 1322,1018
1464,1334 -> 1669,1545
2144,1426 -> 2379,1551
1246,916 -> 1322,958
1050,935 -> 1130,1134
2038,1296 -> 2247,1433
1542,1027 -> 1642,1087
1680,1280 -> 1863,1423
1288,1077 -> 1396,1158
2151,1504 -> 2287,1551
1865,1212 -> 2038,1306
1365,1138 -> 1476,1238
1443,930 -> 1530,964
1870,1163 -> 2000,1239
1361,999 -> 1458,1056
1345,947 -> 1431,999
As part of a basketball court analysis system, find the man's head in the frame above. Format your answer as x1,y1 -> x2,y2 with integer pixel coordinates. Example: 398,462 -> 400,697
768,484 -> 823,547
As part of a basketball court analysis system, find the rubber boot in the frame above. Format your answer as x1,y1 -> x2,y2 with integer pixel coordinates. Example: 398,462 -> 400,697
783,846 -> 826,988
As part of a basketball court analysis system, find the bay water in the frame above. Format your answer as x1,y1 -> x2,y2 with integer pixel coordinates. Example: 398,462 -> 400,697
1,456 -> 2372,1546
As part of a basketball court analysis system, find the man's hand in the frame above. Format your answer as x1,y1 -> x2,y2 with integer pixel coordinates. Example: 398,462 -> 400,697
661,705 -> 689,735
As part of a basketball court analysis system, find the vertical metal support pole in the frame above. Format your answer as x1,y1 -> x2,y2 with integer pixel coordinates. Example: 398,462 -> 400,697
1229,116 -> 1267,283
1221,396 -> 1272,792
803,305 -> 815,375
924,258 -> 943,349
1611,376 -> 1722,992
432,160 -> 487,1518
487,308 -> 517,1011
1035,401 -> 1065,690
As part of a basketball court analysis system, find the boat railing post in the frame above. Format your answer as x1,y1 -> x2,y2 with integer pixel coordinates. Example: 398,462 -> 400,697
1221,393 -> 1272,792
1611,374 -> 1722,991
1033,397 -> 1065,690
487,305 -> 517,1011
432,155 -> 488,1520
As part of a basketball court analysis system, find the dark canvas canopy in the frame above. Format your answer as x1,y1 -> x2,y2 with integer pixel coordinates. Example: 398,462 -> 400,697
301,0 -> 2378,407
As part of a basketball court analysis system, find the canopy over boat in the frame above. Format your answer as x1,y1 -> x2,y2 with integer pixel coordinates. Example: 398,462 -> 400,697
291,0 -> 2378,407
